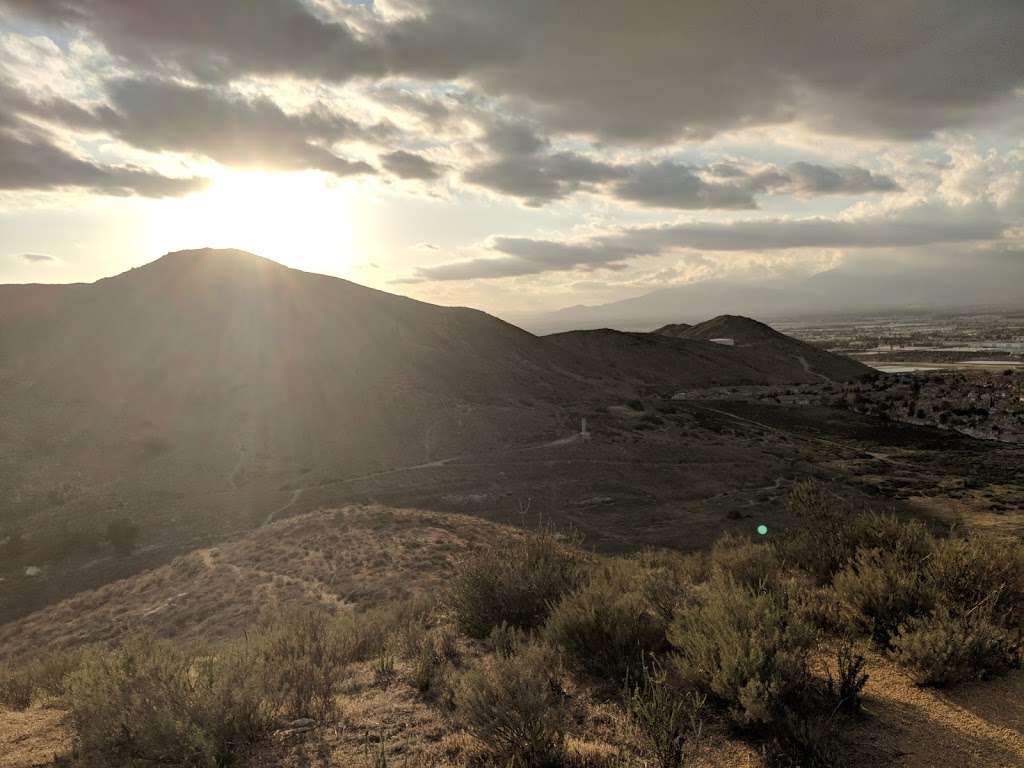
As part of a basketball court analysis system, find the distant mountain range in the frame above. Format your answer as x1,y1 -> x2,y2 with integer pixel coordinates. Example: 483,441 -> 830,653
522,261 -> 1024,333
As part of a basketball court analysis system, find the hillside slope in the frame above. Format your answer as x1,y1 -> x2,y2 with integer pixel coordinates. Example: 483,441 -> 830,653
0,249 -> 602,617
548,317 -> 869,390
676,315 -> 872,381
2,505 -> 1022,768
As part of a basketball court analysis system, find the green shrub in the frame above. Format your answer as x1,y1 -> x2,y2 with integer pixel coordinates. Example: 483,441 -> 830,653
256,607 -> 345,721
192,645 -> 276,765
825,640 -> 868,715
891,607 -> 1020,686
0,663 -> 34,711
449,529 -> 579,638
668,577 -> 814,727
31,647 -> 85,700
455,642 -> 568,767
411,638 -> 439,693
488,621 -> 530,658
778,481 -> 933,584
337,595 -> 435,663
833,549 -> 934,648
625,659 -> 704,768
925,536 -> 1024,631
66,634 -> 272,767
777,481 -> 851,583
635,551 -> 701,623
708,536 -> 782,589
845,513 -> 933,563
545,563 -> 668,683
765,710 -> 842,768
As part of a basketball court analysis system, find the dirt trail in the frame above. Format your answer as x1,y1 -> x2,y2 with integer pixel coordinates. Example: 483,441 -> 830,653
794,353 -> 829,382
852,654 -> 1024,767
263,456 -> 459,526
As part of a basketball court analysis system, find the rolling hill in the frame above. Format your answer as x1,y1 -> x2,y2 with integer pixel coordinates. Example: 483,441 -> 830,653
0,249 -> 604,618
547,315 -> 870,390
0,251 -> 869,623
665,315 -> 872,381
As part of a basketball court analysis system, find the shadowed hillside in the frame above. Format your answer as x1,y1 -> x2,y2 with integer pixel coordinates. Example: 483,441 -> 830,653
0,254 -> 872,625
665,314 -> 871,381
0,249 -> 605,620
548,316 -> 869,391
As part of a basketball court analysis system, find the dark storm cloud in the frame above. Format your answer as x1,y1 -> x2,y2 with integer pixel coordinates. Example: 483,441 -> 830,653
0,119 -> 207,197
380,149 -> 444,180
464,150 -> 898,209
100,79 -> 377,176
783,162 -> 900,195
613,162 -> 757,210
410,206 -> 1008,281
7,0 -> 1022,141
463,152 -> 625,205
482,121 -> 548,156
0,0 -> 376,82
1,78 -> 381,177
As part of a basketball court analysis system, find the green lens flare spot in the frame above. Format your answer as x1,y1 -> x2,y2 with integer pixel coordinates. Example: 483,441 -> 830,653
756,524 -> 769,536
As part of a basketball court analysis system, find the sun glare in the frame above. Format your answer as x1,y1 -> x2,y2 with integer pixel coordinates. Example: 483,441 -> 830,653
145,169 -> 361,276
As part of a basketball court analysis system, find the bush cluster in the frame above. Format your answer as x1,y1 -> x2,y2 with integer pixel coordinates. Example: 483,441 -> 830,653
448,528 -> 579,638
785,480 -> 1024,686
62,606 -> 373,766
668,576 -> 815,727
19,482 -> 1024,768
454,641 -> 568,767
0,648 -> 84,711
545,561 -> 668,683
67,634 -> 271,767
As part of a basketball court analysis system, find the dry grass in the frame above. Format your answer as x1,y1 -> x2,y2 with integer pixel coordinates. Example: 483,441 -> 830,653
3,503 -> 1024,768
0,505 -> 505,661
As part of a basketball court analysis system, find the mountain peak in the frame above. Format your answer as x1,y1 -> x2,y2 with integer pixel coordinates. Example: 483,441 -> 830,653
155,247 -> 283,269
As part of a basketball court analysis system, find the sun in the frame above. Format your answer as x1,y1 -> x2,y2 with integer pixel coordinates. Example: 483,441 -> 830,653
145,168 -> 361,276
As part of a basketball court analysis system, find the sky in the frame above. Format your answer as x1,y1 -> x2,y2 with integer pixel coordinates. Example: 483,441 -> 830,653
1,0 -> 1023,319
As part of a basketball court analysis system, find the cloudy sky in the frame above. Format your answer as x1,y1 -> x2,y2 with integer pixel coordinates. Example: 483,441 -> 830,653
1,0 -> 1023,318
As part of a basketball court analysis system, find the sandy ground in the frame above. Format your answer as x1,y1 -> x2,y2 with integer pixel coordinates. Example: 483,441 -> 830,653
0,707 -> 69,768
850,652 -> 1024,767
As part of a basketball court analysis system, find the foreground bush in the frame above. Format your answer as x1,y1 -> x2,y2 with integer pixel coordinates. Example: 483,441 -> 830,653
0,663 -> 34,711
0,648 -> 84,711
625,659 -> 704,768
892,608 -> 1020,686
708,536 -> 783,589
925,536 -> 1024,632
454,642 -> 568,767
449,528 -> 579,638
668,577 -> 814,727
65,608 -> 355,766
336,594 -> 434,663
833,549 -> 934,648
765,710 -> 842,768
545,562 -> 668,683
779,480 -> 933,584
256,607 -> 346,721
66,634 -> 271,767
825,640 -> 869,715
